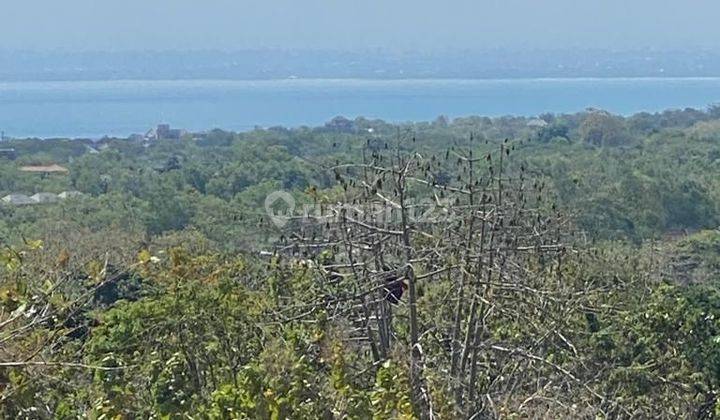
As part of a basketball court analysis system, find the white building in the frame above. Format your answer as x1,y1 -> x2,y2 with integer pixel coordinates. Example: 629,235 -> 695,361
1,194 -> 36,206
31,193 -> 59,204
527,118 -> 549,128
59,191 -> 84,200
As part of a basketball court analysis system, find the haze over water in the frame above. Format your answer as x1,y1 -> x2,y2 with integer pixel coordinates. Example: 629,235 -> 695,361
1,77 -> 720,139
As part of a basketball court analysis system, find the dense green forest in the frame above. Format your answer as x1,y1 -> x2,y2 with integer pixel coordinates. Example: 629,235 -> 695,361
2,108 -> 720,418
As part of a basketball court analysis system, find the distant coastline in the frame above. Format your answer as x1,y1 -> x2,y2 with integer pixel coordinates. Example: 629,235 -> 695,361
1,77 -> 720,139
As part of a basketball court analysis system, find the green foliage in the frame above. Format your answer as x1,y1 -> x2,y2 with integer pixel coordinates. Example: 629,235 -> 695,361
579,111 -> 629,146
1,109 -> 720,245
536,121 -> 570,143
4,110 -> 720,417
81,252 -> 267,415
677,230 -> 720,273
590,282 -> 720,416
371,360 -> 416,419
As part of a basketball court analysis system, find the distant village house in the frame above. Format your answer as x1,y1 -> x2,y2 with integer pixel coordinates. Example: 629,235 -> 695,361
59,191 -> 84,199
1,194 -> 36,206
527,118 -> 549,128
1,191 -> 83,206
146,124 -> 186,140
0,148 -> 17,160
19,164 -> 69,174
31,193 -> 60,204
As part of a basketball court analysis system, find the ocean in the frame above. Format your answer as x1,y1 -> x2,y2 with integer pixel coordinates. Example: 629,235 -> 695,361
1,77 -> 720,138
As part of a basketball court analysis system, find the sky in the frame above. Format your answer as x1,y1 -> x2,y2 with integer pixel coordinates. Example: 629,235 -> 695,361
3,0 -> 720,51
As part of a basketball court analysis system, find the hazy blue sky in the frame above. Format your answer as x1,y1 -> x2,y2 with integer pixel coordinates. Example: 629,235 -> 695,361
4,0 -> 719,51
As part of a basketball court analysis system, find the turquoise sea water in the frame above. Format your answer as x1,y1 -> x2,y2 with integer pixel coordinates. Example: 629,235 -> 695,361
1,78 -> 720,138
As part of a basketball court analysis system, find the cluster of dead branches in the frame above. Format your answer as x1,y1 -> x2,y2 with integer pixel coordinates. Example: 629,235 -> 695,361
264,134 -> 637,418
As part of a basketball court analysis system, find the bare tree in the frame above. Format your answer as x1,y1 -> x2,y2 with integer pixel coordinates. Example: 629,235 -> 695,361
270,133 -> 633,418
